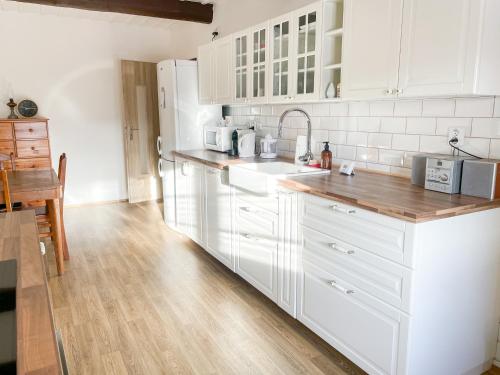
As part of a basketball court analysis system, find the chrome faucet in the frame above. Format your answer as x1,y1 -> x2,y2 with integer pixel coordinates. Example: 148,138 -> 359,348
278,108 -> 314,163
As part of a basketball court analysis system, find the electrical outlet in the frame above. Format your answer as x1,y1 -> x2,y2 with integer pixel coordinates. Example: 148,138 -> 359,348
448,127 -> 465,147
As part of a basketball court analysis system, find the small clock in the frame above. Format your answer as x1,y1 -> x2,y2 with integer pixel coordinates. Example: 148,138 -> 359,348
17,99 -> 38,118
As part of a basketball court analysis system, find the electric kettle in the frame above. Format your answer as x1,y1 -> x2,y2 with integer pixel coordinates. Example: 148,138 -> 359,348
238,131 -> 256,158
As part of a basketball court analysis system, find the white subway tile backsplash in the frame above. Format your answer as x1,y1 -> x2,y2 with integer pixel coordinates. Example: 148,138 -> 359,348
347,132 -> 368,147
336,145 -> 357,160
370,101 -> 394,117
419,135 -> 450,154
229,95 -> 500,175
349,102 -> 370,116
392,134 -> 420,152
358,117 -> 381,132
330,102 -> 349,116
367,133 -> 392,149
406,117 -> 436,135
380,117 -> 406,133
378,149 -> 405,167
312,103 -> 330,116
394,100 -> 422,117
455,97 -> 495,117
329,131 -> 347,145
356,147 -> 379,163
471,118 -> 500,138
422,99 -> 455,117
436,118 -> 472,136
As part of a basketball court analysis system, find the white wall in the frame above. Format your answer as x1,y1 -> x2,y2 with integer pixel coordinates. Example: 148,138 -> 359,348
0,8 -> 173,205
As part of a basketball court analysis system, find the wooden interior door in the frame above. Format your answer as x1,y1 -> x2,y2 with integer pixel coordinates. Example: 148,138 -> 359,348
121,60 -> 161,204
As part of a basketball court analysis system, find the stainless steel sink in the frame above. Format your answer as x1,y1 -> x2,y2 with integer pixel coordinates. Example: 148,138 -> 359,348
229,161 -> 330,195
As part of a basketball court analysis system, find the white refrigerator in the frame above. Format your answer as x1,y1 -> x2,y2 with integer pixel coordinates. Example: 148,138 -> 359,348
157,59 -> 221,229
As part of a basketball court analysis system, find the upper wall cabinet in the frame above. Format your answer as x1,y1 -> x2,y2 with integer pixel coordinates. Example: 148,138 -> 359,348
233,30 -> 250,103
293,3 -> 323,101
342,0 -> 500,100
269,14 -> 294,102
249,22 -> 270,103
341,0 -> 403,100
197,36 -> 233,105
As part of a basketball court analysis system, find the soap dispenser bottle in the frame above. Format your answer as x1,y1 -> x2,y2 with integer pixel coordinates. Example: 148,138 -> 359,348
321,141 -> 332,170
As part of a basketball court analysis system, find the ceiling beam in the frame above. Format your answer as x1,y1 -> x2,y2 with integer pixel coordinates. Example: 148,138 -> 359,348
9,0 -> 214,23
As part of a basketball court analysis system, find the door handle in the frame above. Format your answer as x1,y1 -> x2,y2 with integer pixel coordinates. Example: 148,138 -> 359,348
161,87 -> 166,109
157,136 -> 162,155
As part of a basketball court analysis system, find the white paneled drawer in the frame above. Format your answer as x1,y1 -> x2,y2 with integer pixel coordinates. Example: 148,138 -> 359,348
298,261 -> 409,375
302,226 -> 412,312
300,194 -> 410,266
235,188 -> 279,214
235,199 -> 279,300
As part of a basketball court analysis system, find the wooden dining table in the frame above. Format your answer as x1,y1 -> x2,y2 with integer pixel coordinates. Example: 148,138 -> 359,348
0,169 -> 67,275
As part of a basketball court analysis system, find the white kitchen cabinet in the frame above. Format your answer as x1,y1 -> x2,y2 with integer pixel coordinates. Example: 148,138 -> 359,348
293,2 -> 323,101
269,14 -> 294,102
341,0 -> 403,100
197,43 -> 214,105
233,30 -> 250,103
342,0 -> 500,99
249,22 -> 270,103
204,166 -> 234,270
174,158 -> 205,246
235,198 -> 279,301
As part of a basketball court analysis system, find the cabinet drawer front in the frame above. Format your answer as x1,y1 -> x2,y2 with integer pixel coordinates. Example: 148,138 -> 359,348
16,140 -> 50,158
14,122 -> 48,139
302,226 -> 412,312
299,261 -> 408,375
15,158 -> 51,170
0,140 -> 15,155
236,215 -> 278,300
236,199 -> 278,237
235,188 -> 279,214
0,123 -> 13,140
301,195 -> 406,265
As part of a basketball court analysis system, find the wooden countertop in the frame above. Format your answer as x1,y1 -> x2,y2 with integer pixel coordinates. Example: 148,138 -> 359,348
0,211 -> 62,375
174,149 -> 500,222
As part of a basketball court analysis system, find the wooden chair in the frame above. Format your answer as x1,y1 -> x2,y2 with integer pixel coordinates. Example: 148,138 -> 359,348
36,154 -> 69,260
1,168 -> 12,213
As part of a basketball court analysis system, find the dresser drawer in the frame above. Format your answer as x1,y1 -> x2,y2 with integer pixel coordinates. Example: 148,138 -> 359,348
15,158 -> 51,170
301,194 -> 407,266
301,226 -> 412,312
0,141 -> 15,155
0,123 -> 13,140
14,122 -> 48,139
16,140 -> 50,158
298,261 -> 408,375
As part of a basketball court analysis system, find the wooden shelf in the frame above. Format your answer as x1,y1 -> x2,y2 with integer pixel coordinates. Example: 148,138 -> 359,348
324,28 -> 343,37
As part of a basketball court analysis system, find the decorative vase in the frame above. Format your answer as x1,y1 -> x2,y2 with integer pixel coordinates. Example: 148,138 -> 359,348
7,99 -> 18,119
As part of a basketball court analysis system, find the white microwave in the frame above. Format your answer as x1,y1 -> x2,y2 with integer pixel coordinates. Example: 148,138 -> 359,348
204,126 -> 237,152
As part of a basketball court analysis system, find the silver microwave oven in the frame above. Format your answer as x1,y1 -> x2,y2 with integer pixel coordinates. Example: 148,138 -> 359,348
204,126 -> 237,152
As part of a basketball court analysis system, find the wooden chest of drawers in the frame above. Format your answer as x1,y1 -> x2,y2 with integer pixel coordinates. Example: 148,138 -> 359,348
0,118 -> 52,170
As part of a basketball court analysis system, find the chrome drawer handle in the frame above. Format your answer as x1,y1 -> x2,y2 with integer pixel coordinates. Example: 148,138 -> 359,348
329,243 -> 354,255
328,280 -> 355,295
330,204 -> 356,215
240,207 -> 256,213
241,233 -> 261,242
206,169 -> 218,175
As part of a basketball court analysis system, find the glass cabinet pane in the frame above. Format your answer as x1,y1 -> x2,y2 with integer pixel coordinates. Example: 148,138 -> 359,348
271,20 -> 290,98
296,10 -> 318,97
235,35 -> 249,100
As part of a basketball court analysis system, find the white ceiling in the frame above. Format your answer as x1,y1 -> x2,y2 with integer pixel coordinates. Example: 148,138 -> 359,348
0,0 -> 179,30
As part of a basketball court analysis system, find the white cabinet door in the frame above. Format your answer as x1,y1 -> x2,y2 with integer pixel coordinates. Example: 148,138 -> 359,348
188,161 -> 205,246
292,2 -> 323,101
198,43 -> 214,104
269,14 -> 295,102
278,191 -> 298,317
233,30 -> 250,103
214,36 -> 233,104
398,0 -> 474,97
205,167 -> 233,270
235,200 -> 278,301
175,159 -> 190,235
249,22 -> 270,103
341,0 -> 403,100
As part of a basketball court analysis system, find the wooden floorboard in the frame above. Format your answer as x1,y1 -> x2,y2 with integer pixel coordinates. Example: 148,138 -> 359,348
44,202 -> 499,375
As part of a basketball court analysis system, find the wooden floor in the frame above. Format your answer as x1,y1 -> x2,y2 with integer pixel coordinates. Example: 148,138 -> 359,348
46,202 -> 500,375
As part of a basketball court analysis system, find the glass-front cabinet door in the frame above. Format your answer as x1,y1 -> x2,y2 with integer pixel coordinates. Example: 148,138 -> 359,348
269,15 -> 293,102
233,31 -> 249,103
294,3 -> 322,100
249,22 -> 269,103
